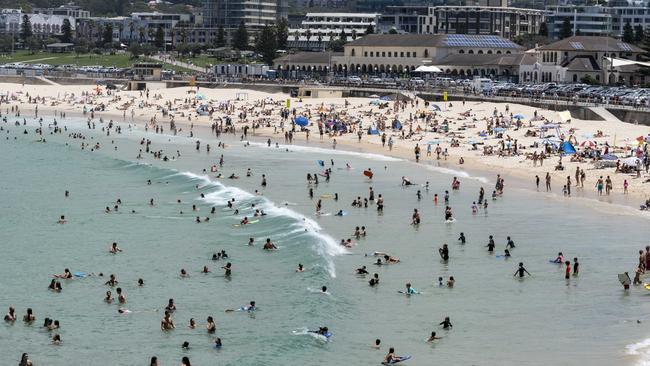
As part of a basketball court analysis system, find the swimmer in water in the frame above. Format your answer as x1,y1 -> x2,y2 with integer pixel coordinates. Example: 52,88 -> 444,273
263,238 -> 277,250
427,331 -> 442,342
439,316 -> 453,329
458,232 -> 466,244
384,347 -> 402,364
296,264 -> 305,272
225,301 -> 256,313
109,242 -> 122,254
372,339 -> 381,349
356,266 -> 369,275
514,262 -> 531,278
57,215 -> 66,224
222,262 -> 232,276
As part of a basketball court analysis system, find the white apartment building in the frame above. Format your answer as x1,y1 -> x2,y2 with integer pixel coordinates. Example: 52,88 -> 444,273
287,12 -> 380,50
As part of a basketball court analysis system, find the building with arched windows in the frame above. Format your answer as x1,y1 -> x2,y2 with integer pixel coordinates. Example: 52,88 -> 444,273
332,33 -> 523,76
518,36 -> 646,86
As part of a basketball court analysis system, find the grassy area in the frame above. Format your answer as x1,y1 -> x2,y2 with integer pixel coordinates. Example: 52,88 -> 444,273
176,54 -> 263,68
0,50 -> 196,72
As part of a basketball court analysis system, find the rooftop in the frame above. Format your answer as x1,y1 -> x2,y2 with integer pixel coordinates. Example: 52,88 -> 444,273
346,34 -> 523,49
538,36 -> 644,53
275,51 -> 342,64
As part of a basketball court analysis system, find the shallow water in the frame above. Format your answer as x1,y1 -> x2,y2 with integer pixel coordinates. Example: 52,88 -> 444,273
1,117 -> 650,366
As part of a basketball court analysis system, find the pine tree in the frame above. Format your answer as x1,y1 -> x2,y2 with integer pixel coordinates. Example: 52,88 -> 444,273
216,26 -> 225,47
103,23 -> 113,46
623,21 -> 634,43
233,20 -> 249,50
538,22 -> 548,37
20,14 -> 32,41
634,25 -> 644,44
276,18 -> 288,50
61,18 -> 72,43
559,18 -> 572,39
155,25 -> 165,49
255,24 -> 277,65
365,23 -> 374,35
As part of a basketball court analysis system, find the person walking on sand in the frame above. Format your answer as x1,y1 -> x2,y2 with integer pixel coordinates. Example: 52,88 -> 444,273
545,173 -> 551,192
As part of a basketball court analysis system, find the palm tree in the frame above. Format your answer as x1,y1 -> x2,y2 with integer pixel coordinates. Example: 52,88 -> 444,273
138,26 -> 145,43
317,33 -> 323,50
305,29 -> 312,50
181,28 -> 187,44
351,29 -> 357,40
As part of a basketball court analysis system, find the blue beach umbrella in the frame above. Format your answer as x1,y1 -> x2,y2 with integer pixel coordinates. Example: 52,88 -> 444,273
295,116 -> 309,127
493,127 -> 506,133
513,113 -> 525,119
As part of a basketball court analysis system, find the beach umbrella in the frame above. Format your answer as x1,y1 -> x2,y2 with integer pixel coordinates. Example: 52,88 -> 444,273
579,140 -> 596,148
196,94 -> 204,100
493,127 -> 506,133
513,114 -> 525,119
429,104 -> 441,111
295,116 -> 309,127
602,154 -> 619,161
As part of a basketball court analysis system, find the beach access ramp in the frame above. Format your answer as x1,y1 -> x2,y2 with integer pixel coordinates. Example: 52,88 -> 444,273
589,107 -> 623,123
34,76 -> 60,86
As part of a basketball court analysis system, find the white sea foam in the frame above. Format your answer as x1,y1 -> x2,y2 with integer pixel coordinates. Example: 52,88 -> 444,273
422,164 -> 490,183
246,141 -> 404,162
626,338 -> 650,366
173,171 -> 346,277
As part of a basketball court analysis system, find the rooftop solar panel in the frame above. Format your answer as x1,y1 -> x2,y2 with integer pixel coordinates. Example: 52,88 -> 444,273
569,42 -> 584,50
617,42 -> 632,51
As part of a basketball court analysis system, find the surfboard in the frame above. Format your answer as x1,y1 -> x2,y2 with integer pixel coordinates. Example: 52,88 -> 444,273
320,194 -> 334,199
73,271 -> 87,278
445,218 -> 456,223
232,219 -> 260,227
382,355 -> 411,365
619,273 -> 631,285
644,283 -> 650,291
364,170 -> 374,178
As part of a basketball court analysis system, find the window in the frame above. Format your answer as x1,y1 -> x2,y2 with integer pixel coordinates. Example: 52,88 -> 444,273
424,49 -> 429,57
407,52 -> 411,57
382,52 -> 385,57
388,52 -> 392,57
370,51 -> 374,57
351,49 -> 356,56
400,52 -> 404,57
413,52 -> 417,57
364,51 -> 368,57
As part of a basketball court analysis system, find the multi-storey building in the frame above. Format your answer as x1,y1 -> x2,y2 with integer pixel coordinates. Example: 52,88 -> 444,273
380,5 -> 546,39
203,0 -> 288,35
32,4 -> 90,19
0,11 -> 75,39
287,12 -> 380,50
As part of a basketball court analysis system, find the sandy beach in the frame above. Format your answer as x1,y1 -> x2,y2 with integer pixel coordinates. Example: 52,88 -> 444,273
3,81 -> 650,206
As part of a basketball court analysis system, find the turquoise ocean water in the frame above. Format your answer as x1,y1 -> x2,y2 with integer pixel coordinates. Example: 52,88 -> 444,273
1,116 -> 650,366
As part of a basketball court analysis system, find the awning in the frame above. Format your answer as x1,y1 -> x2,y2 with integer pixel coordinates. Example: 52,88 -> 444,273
606,57 -> 650,68
414,65 -> 442,73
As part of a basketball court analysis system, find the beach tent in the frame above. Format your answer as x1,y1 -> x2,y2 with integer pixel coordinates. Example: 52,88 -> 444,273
561,141 -> 577,155
196,105 -> 209,116
393,120 -> 402,130
621,157 -> 641,166
429,104 -> 441,111
557,111 -> 572,122
295,116 -> 309,127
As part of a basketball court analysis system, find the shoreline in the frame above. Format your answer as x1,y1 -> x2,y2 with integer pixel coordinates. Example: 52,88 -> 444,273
5,82 -> 650,213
